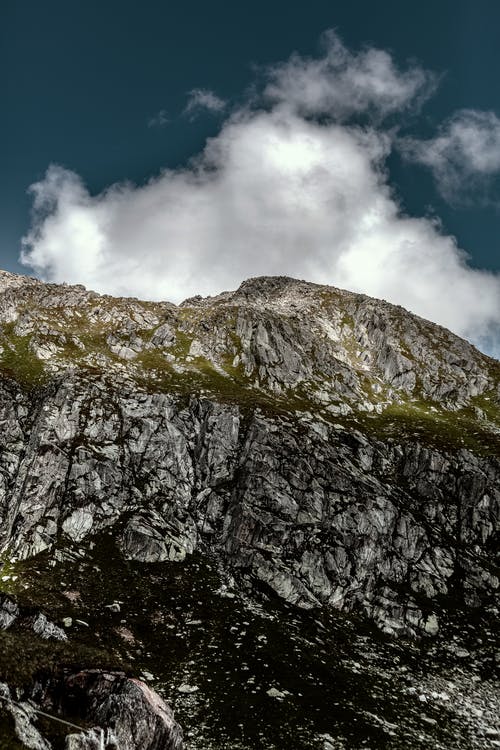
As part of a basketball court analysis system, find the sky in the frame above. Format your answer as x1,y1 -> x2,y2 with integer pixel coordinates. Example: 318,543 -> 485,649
2,1 -> 500,354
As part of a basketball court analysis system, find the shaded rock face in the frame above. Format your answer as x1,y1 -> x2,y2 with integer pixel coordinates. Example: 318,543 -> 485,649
225,415 -> 499,635
0,681 -> 51,750
0,374 -> 498,637
46,670 -> 183,750
0,670 -> 183,750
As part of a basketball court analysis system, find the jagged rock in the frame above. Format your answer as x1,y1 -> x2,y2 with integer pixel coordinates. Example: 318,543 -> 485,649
177,684 -> 199,694
0,595 -> 19,629
0,595 -> 67,641
0,275 -> 497,636
0,273 -> 498,749
65,729 -> 108,749
267,687 -> 286,699
30,613 -> 68,642
0,683 -> 51,750
0,670 -> 182,750
48,670 -> 183,750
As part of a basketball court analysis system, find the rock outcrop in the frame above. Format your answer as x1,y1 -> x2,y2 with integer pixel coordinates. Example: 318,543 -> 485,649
0,670 -> 183,750
0,271 -> 498,749
0,594 -> 67,640
0,272 -> 498,636
49,670 -> 183,750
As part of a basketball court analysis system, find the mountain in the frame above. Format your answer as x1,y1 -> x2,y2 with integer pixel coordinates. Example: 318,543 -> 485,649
0,271 -> 498,749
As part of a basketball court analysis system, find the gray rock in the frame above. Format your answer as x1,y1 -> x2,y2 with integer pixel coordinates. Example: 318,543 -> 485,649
65,729 -> 104,750
0,274 -> 497,639
423,614 -> 439,636
31,613 -> 68,641
0,683 -> 51,750
58,671 -> 183,750
177,684 -> 199,694
266,687 -> 286,699
0,595 -> 19,629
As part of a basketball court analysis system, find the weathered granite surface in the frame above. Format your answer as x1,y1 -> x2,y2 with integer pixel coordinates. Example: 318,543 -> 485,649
0,272 -> 498,638
0,669 -> 183,750
0,272 -> 498,749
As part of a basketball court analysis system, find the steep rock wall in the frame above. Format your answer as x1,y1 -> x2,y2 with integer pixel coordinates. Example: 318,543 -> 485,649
0,374 -> 498,638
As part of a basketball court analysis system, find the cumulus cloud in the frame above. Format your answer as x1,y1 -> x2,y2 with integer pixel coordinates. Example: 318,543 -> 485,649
21,32 -> 500,351
401,109 -> 500,203
184,88 -> 226,118
263,29 -> 437,120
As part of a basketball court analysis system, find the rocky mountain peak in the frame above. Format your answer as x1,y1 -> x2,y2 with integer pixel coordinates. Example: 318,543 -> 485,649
0,272 -> 498,749
0,272 -> 497,431
233,274 -> 316,300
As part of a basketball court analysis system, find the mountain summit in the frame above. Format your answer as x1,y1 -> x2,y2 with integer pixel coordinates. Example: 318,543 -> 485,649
0,274 -> 498,749
0,272 -> 497,414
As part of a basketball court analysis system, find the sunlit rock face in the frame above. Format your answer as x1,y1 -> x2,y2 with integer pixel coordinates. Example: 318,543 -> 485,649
0,272 -> 498,749
0,377 -> 498,639
0,272 -> 498,637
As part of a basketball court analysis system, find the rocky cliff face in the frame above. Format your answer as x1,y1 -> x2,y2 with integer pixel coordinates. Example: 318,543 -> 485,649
0,271 -> 498,749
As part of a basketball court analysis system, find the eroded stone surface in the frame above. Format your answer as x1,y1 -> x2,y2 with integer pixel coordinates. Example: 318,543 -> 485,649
0,274 -> 498,637
54,671 -> 183,750
0,273 -> 498,749
0,374 -> 497,637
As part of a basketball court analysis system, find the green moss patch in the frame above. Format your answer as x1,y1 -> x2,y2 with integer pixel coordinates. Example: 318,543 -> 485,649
0,329 -> 46,390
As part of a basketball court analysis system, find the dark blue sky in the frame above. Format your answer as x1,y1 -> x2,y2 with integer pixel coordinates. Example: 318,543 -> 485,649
2,0 -> 500,276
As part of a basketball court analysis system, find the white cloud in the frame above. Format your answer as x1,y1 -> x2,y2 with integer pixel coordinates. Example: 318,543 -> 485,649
263,30 -> 437,120
184,88 -> 226,118
21,32 -> 500,352
401,109 -> 500,202
148,109 -> 169,128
